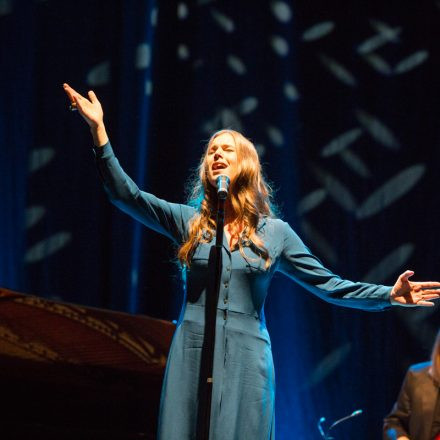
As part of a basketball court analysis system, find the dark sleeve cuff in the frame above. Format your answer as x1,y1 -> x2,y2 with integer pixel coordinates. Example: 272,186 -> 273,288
92,141 -> 113,159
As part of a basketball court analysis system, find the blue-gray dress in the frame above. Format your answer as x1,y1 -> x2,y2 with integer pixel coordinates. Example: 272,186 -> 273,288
94,142 -> 392,440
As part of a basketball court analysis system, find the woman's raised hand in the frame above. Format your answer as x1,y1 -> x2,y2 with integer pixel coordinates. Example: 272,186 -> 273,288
63,83 -> 108,146
390,270 -> 440,307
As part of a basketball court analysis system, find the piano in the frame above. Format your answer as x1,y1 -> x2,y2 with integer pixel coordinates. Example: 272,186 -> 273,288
0,287 -> 174,439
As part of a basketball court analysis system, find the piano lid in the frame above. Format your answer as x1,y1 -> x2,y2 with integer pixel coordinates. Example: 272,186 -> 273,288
0,286 -> 174,373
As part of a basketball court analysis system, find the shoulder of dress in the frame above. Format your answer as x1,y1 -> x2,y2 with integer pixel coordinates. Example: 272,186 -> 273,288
257,217 -> 282,235
181,203 -> 197,215
180,204 -> 198,224
262,217 -> 285,228
267,218 -> 297,235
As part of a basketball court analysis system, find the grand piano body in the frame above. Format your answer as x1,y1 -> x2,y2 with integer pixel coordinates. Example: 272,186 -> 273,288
0,287 -> 174,439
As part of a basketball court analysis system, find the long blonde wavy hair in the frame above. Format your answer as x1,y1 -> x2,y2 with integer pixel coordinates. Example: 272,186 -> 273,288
178,129 -> 276,268
430,329 -> 440,382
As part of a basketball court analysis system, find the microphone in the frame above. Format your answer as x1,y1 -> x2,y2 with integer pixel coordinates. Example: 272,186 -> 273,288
327,409 -> 363,435
317,409 -> 363,439
216,175 -> 230,200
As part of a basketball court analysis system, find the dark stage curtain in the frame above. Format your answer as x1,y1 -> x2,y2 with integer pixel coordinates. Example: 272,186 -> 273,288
1,1 -> 439,438
0,1 -> 35,291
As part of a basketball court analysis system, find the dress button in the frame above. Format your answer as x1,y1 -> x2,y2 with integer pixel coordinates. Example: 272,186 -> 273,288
223,298 -> 228,304
224,282 -> 229,288
226,266 -> 231,272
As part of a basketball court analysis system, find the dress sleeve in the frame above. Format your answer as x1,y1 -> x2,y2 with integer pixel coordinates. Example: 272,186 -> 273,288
277,221 -> 392,311
93,142 -> 195,244
382,370 -> 412,439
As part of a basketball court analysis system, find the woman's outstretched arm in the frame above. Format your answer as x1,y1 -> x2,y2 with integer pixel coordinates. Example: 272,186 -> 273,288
278,221 -> 440,310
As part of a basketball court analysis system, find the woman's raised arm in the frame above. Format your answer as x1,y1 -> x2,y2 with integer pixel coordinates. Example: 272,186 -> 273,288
62,83 -> 195,243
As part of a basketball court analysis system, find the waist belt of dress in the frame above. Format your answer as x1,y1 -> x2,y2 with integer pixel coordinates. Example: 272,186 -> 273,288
184,303 -> 260,322
183,304 -> 270,343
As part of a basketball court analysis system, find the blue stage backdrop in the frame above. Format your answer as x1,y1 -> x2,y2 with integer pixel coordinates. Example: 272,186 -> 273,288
1,1 -> 439,438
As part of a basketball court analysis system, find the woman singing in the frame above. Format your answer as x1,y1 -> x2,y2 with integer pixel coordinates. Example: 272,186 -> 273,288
63,83 -> 440,440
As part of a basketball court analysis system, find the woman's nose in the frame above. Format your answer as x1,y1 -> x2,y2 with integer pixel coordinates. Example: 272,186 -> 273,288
214,152 -> 222,160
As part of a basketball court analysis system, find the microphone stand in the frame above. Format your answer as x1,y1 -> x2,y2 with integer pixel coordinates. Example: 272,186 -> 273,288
196,189 -> 227,440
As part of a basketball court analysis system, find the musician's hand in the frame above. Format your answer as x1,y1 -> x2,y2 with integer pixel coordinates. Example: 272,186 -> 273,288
390,270 -> 440,307
63,83 -> 108,146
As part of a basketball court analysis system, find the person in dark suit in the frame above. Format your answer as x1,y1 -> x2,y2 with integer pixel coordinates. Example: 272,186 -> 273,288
383,330 -> 440,440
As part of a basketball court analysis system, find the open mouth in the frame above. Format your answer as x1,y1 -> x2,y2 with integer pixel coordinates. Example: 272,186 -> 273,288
212,162 -> 227,171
